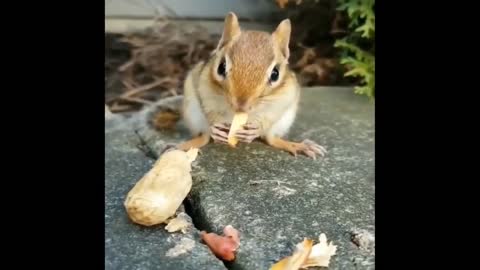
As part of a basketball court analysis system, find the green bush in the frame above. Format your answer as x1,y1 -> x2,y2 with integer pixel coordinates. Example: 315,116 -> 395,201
334,0 -> 375,99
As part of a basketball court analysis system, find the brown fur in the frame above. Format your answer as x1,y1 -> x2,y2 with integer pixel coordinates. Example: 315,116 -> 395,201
266,137 -> 303,156
228,32 -> 275,105
177,134 -> 210,151
150,110 -> 180,130
177,13 -> 326,159
207,29 -> 292,112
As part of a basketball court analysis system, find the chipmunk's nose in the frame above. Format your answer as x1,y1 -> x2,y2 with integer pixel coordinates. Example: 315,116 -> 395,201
235,99 -> 251,112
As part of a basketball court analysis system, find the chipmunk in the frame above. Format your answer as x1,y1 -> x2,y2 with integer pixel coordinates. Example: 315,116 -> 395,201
175,12 -> 326,159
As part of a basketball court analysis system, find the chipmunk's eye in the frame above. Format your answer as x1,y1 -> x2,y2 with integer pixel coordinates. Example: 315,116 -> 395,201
270,66 -> 279,82
217,58 -> 226,77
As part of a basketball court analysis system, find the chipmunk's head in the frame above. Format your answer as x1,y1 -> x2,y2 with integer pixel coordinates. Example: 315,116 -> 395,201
209,12 -> 292,113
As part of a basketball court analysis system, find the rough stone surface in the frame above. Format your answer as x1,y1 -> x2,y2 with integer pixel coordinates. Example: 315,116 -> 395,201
105,119 -> 226,270
106,87 -> 375,269
185,87 -> 375,270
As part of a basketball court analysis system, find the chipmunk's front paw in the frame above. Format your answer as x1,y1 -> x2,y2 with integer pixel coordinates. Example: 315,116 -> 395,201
210,123 -> 230,144
235,123 -> 260,143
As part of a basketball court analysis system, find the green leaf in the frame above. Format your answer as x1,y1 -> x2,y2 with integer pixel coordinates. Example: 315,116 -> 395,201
335,0 -> 375,99
355,23 -> 373,38
339,56 -> 357,65
345,67 -> 368,78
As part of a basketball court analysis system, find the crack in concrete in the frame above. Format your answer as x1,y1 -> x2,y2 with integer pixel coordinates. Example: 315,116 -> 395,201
133,129 -> 231,269
134,129 -> 159,160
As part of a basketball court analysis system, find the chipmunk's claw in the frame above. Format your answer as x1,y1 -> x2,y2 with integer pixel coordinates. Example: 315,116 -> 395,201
286,139 -> 327,159
301,139 -> 327,158
211,123 -> 230,144
235,123 -> 260,143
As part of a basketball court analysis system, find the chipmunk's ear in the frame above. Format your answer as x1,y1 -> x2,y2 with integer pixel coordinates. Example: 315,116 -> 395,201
272,19 -> 291,59
216,12 -> 241,50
